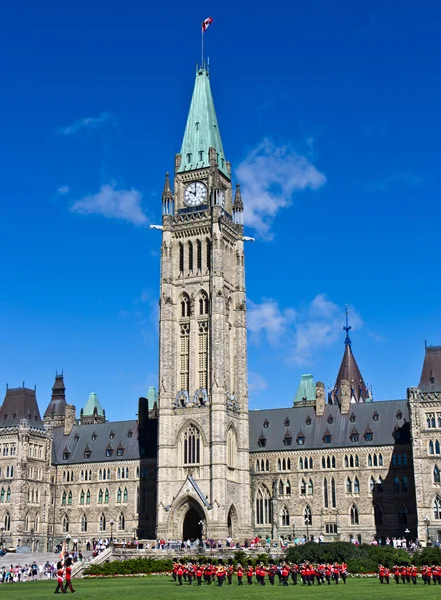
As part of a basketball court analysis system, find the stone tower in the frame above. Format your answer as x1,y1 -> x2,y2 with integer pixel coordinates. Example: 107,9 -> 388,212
156,65 -> 251,541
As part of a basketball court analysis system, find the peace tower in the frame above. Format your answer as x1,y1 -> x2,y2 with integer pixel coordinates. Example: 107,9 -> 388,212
155,65 -> 251,540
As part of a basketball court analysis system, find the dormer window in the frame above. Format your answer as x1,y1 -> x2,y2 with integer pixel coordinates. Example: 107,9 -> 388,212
117,448 -> 124,457
199,151 -> 203,161
263,419 -> 269,429
84,450 -> 91,459
91,432 -> 97,441
128,430 -> 133,438
305,416 -> 312,426
195,122 -> 199,130
284,418 -> 290,427
373,411 -> 379,422
350,413 -> 356,423
258,433 -> 267,448
283,432 -> 292,446
63,451 -> 70,460
109,431 -> 115,440
396,411 -> 403,420
364,428 -> 373,442
297,433 -> 305,446
186,153 -> 192,164
106,444 -> 113,458
350,430 -> 359,443
327,416 -> 334,425
323,431 -> 332,444
74,434 -> 79,442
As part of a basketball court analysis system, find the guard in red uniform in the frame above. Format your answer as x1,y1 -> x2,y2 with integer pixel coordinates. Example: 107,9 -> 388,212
227,559 -> 234,585
393,564 -> 400,584
196,562 -> 203,586
246,562 -> 253,585
63,557 -> 75,593
236,563 -> 243,585
54,561 -> 66,594
177,562 -> 184,586
281,563 -> 289,586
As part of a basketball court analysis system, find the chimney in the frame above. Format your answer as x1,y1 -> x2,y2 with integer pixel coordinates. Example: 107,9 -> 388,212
315,382 -> 325,416
64,404 -> 76,435
138,397 -> 149,428
340,379 -> 350,414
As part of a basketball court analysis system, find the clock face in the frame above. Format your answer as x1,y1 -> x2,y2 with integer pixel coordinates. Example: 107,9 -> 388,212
184,182 -> 207,207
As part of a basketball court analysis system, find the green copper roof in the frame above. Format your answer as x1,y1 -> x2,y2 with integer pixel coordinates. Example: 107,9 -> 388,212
178,68 -> 228,177
146,386 -> 157,406
293,374 -> 316,404
83,392 -> 104,417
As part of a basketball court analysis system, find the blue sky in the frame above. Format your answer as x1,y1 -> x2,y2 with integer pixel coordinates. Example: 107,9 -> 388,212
1,1 -> 440,421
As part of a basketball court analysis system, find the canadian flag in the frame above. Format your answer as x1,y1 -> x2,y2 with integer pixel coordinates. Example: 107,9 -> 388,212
202,17 -> 213,32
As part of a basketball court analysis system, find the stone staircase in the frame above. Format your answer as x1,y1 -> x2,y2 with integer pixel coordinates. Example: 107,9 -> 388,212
72,546 -> 112,578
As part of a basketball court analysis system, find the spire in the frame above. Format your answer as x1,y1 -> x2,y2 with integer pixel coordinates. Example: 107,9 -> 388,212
44,372 -> 67,419
419,344 -> 441,392
343,304 -> 352,347
162,172 -> 174,215
329,309 -> 371,404
178,67 -> 228,177
233,183 -> 244,224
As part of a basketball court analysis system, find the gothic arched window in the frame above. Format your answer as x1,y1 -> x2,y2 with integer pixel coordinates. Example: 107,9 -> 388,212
304,505 -> 312,525
286,480 -> 291,495
227,428 -> 237,470
394,476 -> 400,492
255,486 -> 272,525
181,294 -> 190,318
355,454 -> 359,467
354,477 -> 360,494
370,476 -> 375,492
183,425 -> 201,465
188,241 -> 193,272
279,479 -> 284,496
324,477 -> 329,508
436,441 -> 441,455
98,489 -> 103,504
63,514 -> 69,533
123,487 -> 128,503
378,453 -> 383,466
80,490 -> 85,505
281,506 -> 290,526
299,457 -> 304,470
206,239 -> 211,272
118,512 -> 125,531
368,454 -> 372,467
256,460 -> 260,472
81,514 -> 87,532
398,504 -> 408,524
300,479 -> 306,495
434,496 -> 441,519
199,292 -> 209,315
179,242 -> 184,274
434,466 -> 441,483
349,455 -> 354,468
99,513 -> 106,532
331,477 -> 336,507
346,478 -> 352,494
350,504 -> 359,525
86,489 -> 91,504
402,475 -> 409,491
4,512 -> 11,531
197,239 -> 202,271
308,478 -> 314,495
104,488 -> 109,503
68,491 -> 72,505
429,440 -> 434,454
117,488 -> 122,503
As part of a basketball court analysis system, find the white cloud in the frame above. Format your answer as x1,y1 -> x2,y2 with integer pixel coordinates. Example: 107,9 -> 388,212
57,112 -> 113,136
57,185 -> 70,195
248,294 -> 363,365
236,139 -> 326,238
248,372 -> 269,394
70,184 -> 148,225
248,298 -> 296,345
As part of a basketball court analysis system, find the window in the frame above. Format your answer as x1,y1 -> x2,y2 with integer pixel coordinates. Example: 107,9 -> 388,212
355,455 -> 359,467
86,490 -> 90,504
434,496 -> 441,520
118,513 -> 125,531
206,239 -> 211,272
98,489 -> 103,504
281,506 -> 290,526
392,453 -> 398,465
106,447 -> 113,458
179,243 -> 184,273
286,480 -> 292,495
183,425 -> 201,464
196,240 -> 202,271
328,416 -> 334,425
403,452 -> 408,465
374,504 -> 383,525
350,432 -> 359,443
325,523 -> 337,534
123,488 -> 128,503
331,477 -> 336,508
188,241 -> 193,271
324,477 -> 328,508
128,429 -> 133,438
397,410 -> 403,420
6,488 -> 10,502
394,476 -> 400,492
199,292 -> 209,315
434,466 -> 441,483
402,475 -> 409,491
350,504 -> 359,525
180,323 -> 190,391
436,441 -> 440,455
427,413 -> 436,428
378,453 -> 383,466
350,413 -> 356,423
296,433 -> 305,445
308,479 -> 314,495
99,514 -> 106,531
304,505 -> 312,526
80,490 -> 85,505
373,411 -> 379,421
117,446 -> 124,457
104,489 -> 109,503
62,514 -> 69,533
279,480 -> 284,496
306,416 -> 312,426
92,432 -> 97,441
81,514 -> 87,532
255,487 -> 272,525
374,454 -> 378,467
332,456 -> 336,469
263,419 -> 269,429
323,434 -> 332,444
258,434 -> 266,448
84,448 -> 91,459
300,479 -> 306,495
255,460 -> 260,472
345,455 -> 349,468
117,488 -> 122,503
299,457 -> 304,470
370,477 -> 376,492
283,433 -> 292,446
368,454 -> 372,467
322,456 -> 326,469
354,477 -> 360,494
398,504 -> 408,525
227,428 -> 237,469
62,491 -> 67,506
181,295 -> 190,318
284,418 -> 290,427
346,478 -> 352,494
364,429 -> 373,442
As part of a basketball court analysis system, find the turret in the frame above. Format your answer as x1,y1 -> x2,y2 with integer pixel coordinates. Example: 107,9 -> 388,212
161,172 -> 174,216
233,183 -> 244,225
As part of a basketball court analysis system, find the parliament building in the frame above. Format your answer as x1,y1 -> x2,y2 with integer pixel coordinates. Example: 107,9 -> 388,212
1,66 -> 440,552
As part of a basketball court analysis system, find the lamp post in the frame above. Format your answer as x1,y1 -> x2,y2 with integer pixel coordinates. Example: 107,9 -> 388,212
109,519 -> 115,544
48,537 -> 52,553
424,516 -> 431,547
0,524 -> 4,548
65,534 -> 71,551
305,518 -> 309,542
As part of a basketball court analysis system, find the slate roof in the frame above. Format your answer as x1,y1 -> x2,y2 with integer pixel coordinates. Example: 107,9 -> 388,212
333,343 -> 370,402
419,345 -> 441,393
44,374 -> 67,418
0,387 -> 44,429
52,420 -> 141,465
249,400 -> 409,452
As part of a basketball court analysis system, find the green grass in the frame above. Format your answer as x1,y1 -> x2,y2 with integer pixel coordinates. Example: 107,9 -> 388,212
3,577 -> 441,600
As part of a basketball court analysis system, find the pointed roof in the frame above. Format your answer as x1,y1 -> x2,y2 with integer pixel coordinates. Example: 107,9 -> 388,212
293,374 -> 315,404
0,386 -> 44,429
233,183 -> 243,210
335,342 -> 370,403
146,386 -> 158,406
419,345 -> 441,393
178,67 -> 228,177
44,372 -> 67,418
162,172 -> 173,201
83,392 -> 104,417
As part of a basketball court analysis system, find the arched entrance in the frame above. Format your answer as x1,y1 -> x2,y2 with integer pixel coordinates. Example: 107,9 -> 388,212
183,506 -> 203,540
227,505 -> 237,538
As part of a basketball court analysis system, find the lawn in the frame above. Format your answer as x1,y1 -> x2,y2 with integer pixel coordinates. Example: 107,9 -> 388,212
2,576 -> 441,600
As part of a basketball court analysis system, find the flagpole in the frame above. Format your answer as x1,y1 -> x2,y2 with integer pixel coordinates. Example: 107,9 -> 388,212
201,24 -> 204,68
